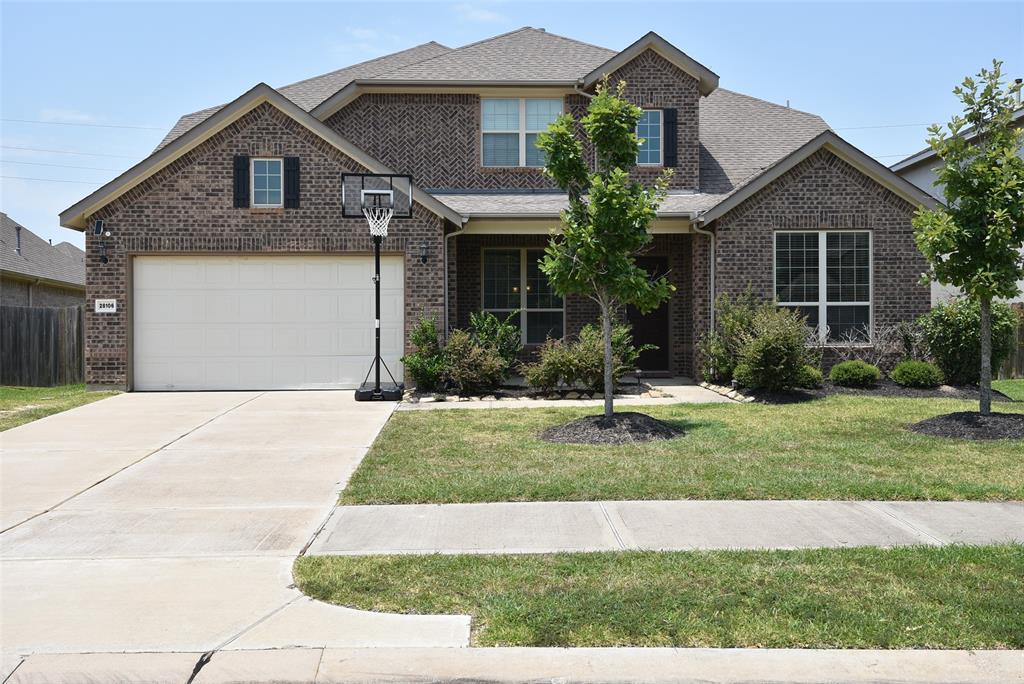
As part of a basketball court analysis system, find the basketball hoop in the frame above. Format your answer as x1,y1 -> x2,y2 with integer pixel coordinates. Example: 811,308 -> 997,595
362,205 -> 394,238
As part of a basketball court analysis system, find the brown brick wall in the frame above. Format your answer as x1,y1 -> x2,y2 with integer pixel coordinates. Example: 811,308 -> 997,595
325,49 -> 699,192
83,102 -> 446,389
695,148 -> 930,373
1,277 -> 84,307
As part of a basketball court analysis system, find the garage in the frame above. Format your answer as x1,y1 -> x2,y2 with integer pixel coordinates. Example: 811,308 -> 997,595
132,255 -> 404,391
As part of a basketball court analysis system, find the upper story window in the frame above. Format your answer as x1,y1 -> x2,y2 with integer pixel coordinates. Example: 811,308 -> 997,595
251,158 -> 283,207
775,230 -> 872,343
481,98 -> 563,167
637,110 -> 662,166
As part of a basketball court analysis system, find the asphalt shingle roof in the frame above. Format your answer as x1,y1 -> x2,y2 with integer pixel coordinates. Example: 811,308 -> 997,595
0,213 -> 85,288
374,27 -> 616,82
155,41 -> 452,150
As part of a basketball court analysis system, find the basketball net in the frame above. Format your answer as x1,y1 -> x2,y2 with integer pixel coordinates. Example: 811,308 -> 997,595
363,206 -> 393,238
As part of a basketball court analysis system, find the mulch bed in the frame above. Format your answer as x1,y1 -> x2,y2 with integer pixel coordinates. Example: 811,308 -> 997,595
908,411 -> 1024,440
747,379 -> 1012,405
540,411 -> 683,445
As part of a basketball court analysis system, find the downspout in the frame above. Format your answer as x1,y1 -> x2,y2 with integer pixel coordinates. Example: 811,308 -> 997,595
573,82 -> 595,100
443,219 -> 468,340
692,219 -> 716,333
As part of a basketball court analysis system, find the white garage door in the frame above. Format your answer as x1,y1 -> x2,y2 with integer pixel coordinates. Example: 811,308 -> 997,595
132,255 -> 404,391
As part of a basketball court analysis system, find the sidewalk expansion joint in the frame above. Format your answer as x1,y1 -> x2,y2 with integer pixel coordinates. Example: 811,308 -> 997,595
598,502 -> 628,550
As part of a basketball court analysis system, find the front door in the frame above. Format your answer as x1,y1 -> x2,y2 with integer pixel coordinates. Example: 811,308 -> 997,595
626,256 -> 671,372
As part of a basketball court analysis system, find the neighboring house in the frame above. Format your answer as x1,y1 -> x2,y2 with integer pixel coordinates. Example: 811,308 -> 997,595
891,106 -> 1024,305
1,212 -> 85,307
59,28 -> 937,391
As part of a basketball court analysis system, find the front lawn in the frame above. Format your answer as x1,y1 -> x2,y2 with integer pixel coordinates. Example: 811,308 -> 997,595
295,545 -> 1024,648
342,396 -> 1024,503
0,384 -> 116,431
994,379 -> 1024,401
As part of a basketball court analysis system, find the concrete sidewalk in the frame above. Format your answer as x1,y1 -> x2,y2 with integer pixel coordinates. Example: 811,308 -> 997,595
308,499 -> 1024,555
5,647 -> 1022,683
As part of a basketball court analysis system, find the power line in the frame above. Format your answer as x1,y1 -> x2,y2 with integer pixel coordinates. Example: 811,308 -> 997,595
2,159 -> 123,172
1,145 -> 139,159
2,118 -> 164,131
1,175 -> 101,185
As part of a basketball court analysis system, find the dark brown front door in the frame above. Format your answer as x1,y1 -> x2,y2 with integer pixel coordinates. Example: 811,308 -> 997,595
626,256 -> 671,372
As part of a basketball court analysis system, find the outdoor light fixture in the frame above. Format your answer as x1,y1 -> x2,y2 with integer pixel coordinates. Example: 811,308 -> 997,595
419,241 -> 429,264
342,173 -> 413,402
99,239 -> 109,264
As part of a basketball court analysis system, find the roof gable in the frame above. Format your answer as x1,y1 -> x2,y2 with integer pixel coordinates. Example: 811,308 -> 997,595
583,31 -> 718,96
60,84 -> 463,230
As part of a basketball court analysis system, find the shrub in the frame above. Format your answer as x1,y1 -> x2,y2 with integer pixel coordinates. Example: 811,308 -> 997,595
731,306 -> 810,391
697,292 -> 761,383
469,310 -> 522,374
796,365 -> 824,389
890,360 -> 944,389
521,323 -> 651,393
829,360 -> 881,388
401,317 -> 445,392
829,321 -> 929,372
441,329 -> 505,395
918,298 -> 1017,385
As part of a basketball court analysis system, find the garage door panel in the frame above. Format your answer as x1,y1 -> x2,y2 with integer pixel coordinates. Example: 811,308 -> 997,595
133,255 -> 404,391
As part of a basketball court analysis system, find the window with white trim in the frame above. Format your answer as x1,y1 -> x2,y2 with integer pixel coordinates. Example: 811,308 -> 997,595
251,158 -> 283,207
775,230 -> 872,343
636,110 -> 662,165
482,248 -> 564,345
481,98 -> 563,167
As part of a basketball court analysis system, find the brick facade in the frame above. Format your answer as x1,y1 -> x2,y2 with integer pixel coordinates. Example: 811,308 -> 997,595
1,277 -> 83,307
83,102 -> 446,389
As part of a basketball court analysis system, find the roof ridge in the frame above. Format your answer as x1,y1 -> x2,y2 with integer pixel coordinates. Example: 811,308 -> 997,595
369,27 -> 539,79
530,27 -> 616,55
279,40 -> 451,92
714,87 -> 827,123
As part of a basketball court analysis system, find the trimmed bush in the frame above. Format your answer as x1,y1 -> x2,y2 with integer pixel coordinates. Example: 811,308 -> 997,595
469,310 -> 522,374
731,307 -> 810,391
521,338 -> 574,393
401,317 -> 445,392
521,323 -> 652,393
441,329 -> 505,395
697,292 -> 761,383
796,365 -> 824,389
890,360 -> 944,389
917,298 -> 1017,385
829,360 -> 881,388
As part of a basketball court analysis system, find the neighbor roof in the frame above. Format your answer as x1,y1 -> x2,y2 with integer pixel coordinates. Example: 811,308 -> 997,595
1,213 -> 85,288
890,106 -> 1024,172
155,41 -> 452,151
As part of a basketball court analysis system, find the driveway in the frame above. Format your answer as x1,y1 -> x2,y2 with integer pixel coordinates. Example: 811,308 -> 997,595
0,392 -> 468,674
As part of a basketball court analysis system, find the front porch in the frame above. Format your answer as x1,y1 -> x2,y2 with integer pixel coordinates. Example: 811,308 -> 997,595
445,219 -> 708,378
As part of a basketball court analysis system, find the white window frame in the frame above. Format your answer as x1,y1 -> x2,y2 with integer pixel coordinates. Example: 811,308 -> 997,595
481,98 -> 563,168
481,247 -> 565,346
773,230 -> 874,345
251,157 -> 283,208
636,109 -> 663,166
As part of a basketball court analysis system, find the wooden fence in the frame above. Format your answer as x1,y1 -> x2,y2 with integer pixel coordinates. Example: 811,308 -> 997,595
0,305 -> 84,386
1001,303 -> 1024,379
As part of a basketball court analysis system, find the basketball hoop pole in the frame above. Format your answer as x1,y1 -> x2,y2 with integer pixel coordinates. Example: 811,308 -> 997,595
372,232 -> 382,394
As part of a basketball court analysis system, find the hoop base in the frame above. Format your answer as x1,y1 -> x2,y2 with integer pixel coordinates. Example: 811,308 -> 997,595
355,381 -> 404,402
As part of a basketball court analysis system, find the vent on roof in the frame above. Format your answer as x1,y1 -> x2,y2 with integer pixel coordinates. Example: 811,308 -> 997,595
15,225 -> 21,255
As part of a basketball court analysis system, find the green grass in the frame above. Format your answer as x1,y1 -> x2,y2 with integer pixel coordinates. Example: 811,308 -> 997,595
0,384 -> 116,431
295,545 -> 1024,648
342,396 -> 1024,504
994,379 -> 1024,401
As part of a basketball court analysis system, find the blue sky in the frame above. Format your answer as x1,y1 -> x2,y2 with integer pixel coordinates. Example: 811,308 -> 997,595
2,0 -> 1021,248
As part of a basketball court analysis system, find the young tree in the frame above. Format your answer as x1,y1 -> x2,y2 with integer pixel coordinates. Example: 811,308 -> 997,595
536,79 -> 674,418
912,61 -> 1024,415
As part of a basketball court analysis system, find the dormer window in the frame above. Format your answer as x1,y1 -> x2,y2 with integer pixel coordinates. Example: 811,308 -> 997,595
637,110 -> 663,165
481,98 -> 563,167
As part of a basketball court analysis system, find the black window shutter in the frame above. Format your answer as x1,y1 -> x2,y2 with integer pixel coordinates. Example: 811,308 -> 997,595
662,109 -> 678,167
284,157 -> 300,209
233,155 -> 250,208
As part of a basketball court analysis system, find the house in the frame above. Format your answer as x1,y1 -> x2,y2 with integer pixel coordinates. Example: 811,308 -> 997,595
891,105 -> 1024,305
59,28 -> 937,391
1,212 -> 85,307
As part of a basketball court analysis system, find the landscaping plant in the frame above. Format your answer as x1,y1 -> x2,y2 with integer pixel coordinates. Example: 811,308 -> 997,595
829,360 -> 882,388
536,79 -> 672,418
918,298 -> 1016,385
521,323 -> 651,394
469,310 -> 522,375
729,306 -> 814,392
912,62 -> 1024,415
698,291 -> 762,383
440,329 -> 506,395
891,360 -> 945,389
400,317 -> 446,392
796,365 -> 824,389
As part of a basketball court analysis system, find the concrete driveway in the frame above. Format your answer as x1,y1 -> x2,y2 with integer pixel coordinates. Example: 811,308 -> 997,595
0,391 -> 469,674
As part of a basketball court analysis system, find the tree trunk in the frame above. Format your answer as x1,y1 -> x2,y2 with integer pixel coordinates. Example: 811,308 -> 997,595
600,299 -> 614,419
979,296 -> 993,416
